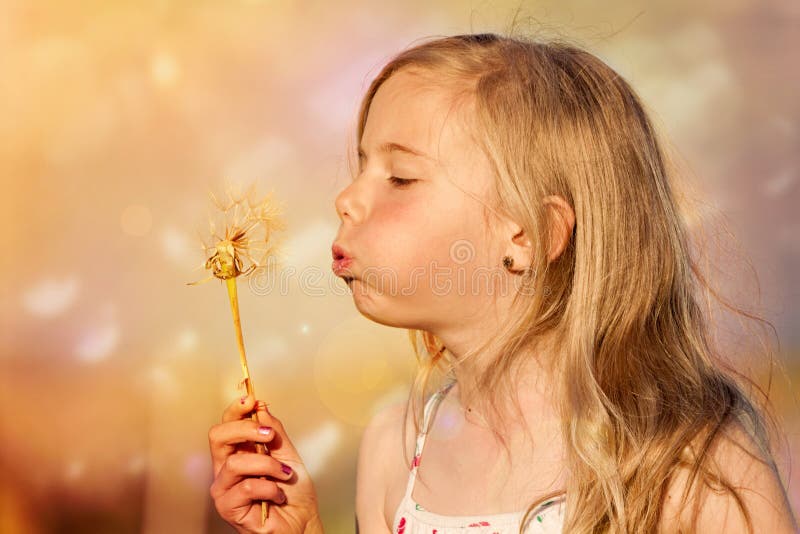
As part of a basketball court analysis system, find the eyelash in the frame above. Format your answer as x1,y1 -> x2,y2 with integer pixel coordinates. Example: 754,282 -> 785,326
388,176 -> 416,187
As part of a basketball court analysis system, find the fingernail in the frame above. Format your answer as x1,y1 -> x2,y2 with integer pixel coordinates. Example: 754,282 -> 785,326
281,463 -> 292,475
257,426 -> 272,436
278,488 -> 287,503
240,395 -> 247,405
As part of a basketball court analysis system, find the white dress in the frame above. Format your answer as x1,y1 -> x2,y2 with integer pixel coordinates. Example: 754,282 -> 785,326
391,381 -> 566,534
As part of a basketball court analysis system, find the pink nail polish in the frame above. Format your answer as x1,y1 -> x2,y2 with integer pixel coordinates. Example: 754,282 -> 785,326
281,463 -> 292,475
240,395 -> 247,404
258,426 -> 272,436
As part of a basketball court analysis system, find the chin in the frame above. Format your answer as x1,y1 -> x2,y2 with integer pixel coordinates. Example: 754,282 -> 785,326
356,311 -> 402,328
354,306 -> 426,331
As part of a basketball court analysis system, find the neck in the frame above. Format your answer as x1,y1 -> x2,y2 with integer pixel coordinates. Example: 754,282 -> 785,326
434,328 -> 561,429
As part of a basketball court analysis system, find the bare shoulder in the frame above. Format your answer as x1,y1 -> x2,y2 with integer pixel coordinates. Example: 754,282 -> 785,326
659,421 -> 799,533
356,398 -> 413,534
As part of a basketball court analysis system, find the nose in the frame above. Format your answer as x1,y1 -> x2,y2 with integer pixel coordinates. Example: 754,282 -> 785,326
334,179 -> 365,224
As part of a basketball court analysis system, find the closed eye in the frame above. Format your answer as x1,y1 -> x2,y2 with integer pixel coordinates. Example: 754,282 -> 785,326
388,176 -> 417,187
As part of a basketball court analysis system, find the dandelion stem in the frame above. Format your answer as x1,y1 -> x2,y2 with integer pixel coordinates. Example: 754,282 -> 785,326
225,277 -> 270,525
189,182 -> 286,526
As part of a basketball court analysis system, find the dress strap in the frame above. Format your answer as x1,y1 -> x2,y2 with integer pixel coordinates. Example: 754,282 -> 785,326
402,380 -> 457,501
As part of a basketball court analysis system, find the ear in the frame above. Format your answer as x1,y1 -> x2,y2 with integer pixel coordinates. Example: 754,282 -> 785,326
500,220 -> 533,273
543,195 -> 575,262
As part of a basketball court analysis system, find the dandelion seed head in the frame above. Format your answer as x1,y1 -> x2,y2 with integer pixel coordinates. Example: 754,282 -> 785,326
188,180 -> 287,285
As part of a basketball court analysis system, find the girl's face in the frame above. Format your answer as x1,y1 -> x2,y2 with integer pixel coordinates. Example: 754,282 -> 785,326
333,69 -> 510,334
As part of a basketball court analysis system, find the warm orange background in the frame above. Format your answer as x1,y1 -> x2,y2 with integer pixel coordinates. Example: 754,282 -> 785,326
1,1 -> 797,532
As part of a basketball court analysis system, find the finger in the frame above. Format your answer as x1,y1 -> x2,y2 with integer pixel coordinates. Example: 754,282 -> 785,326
222,394 -> 258,423
213,477 -> 287,527
210,451 -> 294,499
208,420 -> 277,474
251,401 -> 302,460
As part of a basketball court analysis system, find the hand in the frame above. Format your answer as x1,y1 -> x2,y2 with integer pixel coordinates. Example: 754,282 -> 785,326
209,395 -> 323,533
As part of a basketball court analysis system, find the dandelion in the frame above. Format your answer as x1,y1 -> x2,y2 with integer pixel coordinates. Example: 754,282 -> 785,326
188,180 -> 287,524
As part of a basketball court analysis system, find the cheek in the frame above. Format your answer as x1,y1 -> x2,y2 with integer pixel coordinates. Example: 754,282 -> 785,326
368,197 -> 434,266
372,194 -> 423,223
430,201 -> 493,265
363,191 -> 493,277
428,227 -> 495,278
421,215 -> 495,275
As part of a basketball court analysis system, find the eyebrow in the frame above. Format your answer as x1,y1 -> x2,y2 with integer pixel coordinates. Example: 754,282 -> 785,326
357,141 -> 434,162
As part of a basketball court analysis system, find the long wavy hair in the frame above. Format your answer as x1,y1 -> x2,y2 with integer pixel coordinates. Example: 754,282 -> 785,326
346,31 -> 790,533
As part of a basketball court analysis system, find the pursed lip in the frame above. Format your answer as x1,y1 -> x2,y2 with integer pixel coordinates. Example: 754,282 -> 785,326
331,243 -> 351,261
331,243 -> 354,278
332,257 -> 353,276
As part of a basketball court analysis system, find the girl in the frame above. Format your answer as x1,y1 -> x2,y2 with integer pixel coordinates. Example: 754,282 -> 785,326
207,32 -> 799,533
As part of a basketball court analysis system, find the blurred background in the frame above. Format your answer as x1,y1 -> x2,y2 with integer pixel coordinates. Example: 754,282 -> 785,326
1,0 -> 797,532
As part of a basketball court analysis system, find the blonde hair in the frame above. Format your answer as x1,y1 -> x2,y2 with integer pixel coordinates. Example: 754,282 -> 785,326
347,31 -> 789,533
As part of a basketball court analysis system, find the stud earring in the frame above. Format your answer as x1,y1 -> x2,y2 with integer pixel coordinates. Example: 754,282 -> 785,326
502,256 -> 514,271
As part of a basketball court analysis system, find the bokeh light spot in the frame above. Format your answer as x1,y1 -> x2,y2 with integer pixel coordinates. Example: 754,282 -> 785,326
75,322 -> 120,363
150,51 -> 180,88
21,276 -> 80,318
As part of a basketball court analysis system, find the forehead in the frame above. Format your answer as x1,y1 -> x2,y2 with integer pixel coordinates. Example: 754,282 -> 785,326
360,70 -> 492,198
362,71 -> 468,163
359,70 -> 494,211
